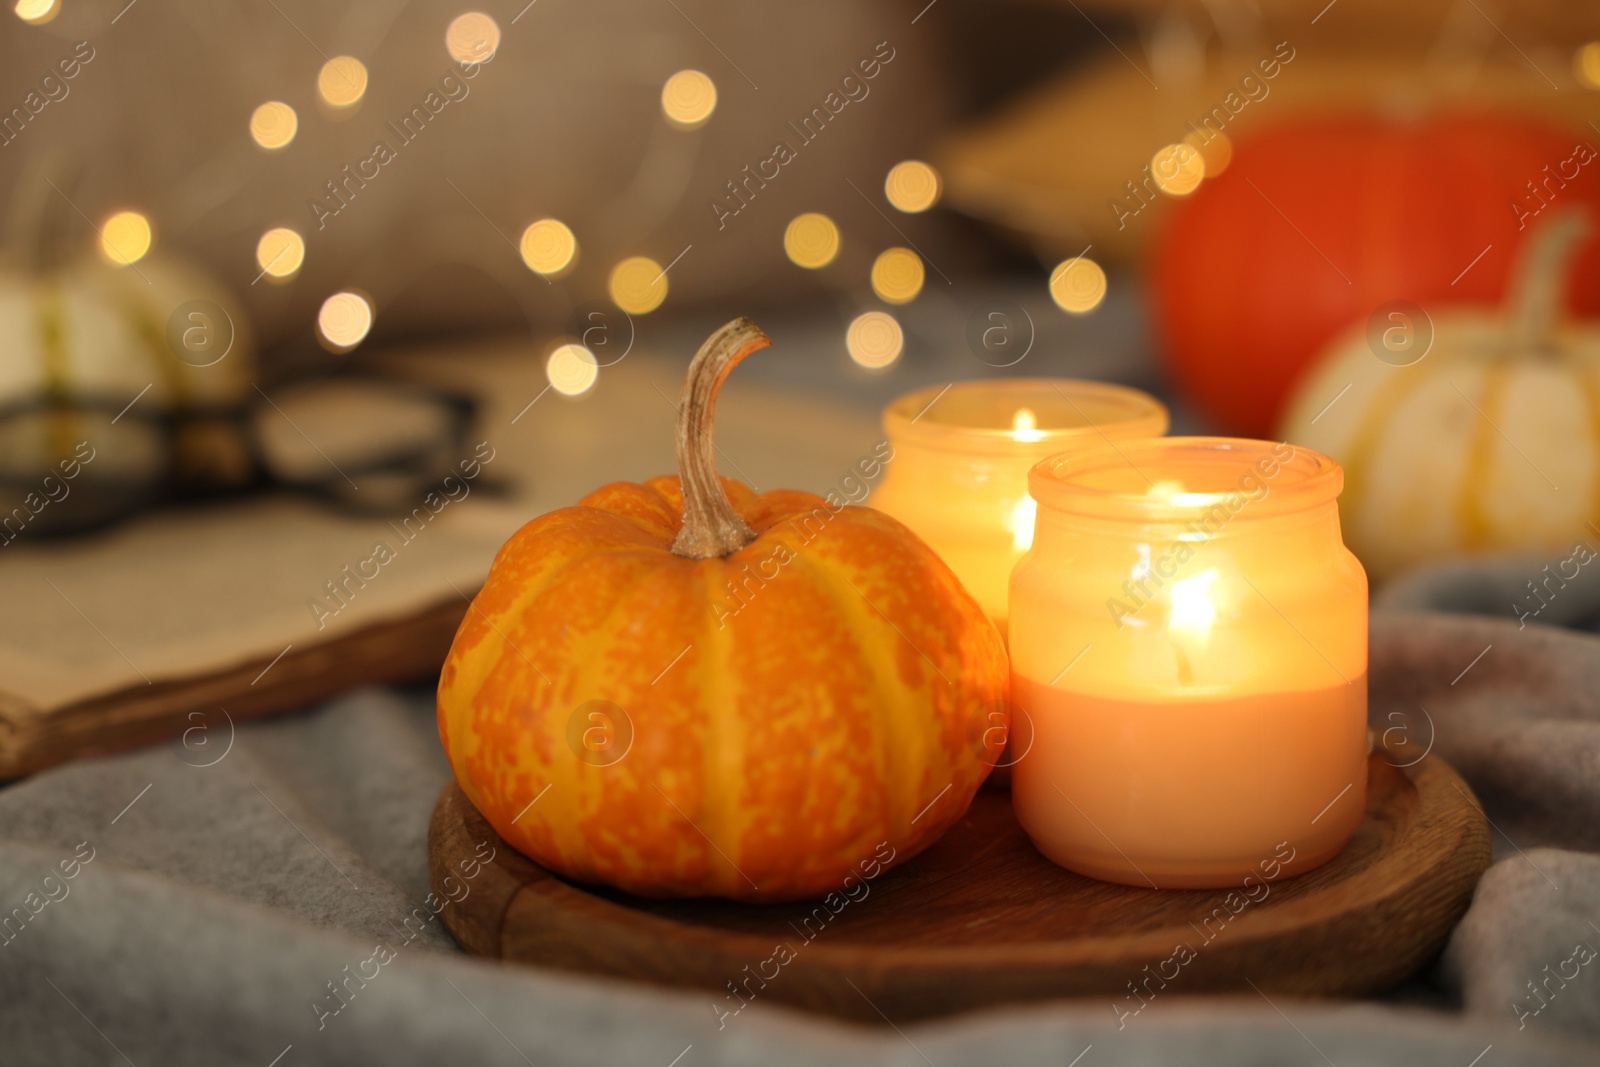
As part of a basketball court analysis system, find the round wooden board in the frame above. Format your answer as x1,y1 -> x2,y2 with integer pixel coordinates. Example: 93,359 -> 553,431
429,751 -> 1490,1024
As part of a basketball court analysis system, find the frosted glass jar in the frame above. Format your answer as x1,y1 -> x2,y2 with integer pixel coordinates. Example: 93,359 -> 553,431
1009,437 -> 1368,888
871,379 -> 1167,632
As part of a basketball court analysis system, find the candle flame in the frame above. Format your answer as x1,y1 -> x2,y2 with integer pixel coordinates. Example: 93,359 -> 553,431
1150,479 -> 1200,501
1149,478 -> 1217,507
1009,495 -> 1037,551
1011,407 -> 1044,443
1145,479 -> 1216,508
1169,569 -> 1218,643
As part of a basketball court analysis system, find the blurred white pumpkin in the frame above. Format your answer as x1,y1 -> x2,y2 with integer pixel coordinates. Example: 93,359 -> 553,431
1279,209 -> 1600,582
0,169 -> 255,534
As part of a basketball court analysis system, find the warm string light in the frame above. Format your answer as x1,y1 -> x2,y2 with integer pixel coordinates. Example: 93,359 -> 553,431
249,101 -> 298,150
1576,43 -> 1600,90
1049,256 -> 1107,314
13,0 -> 59,24
74,18 -> 1243,412
661,70 -> 717,129
846,311 -> 902,369
870,247 -> 924,304
223,35 -> 1139,382
228,45 -> 848,370
520,219 -> 577,276
317,292 -> 373,351
547,343 -> 599,396
1142,132 -> 1230,205
608,256 -> 668,314
99,212 -> 152,266
446,12 -> 500,63
884,160 -> 941,213
317,56 -> 368,110
255,228 -> 305,281
783,213 -> 839,269
1151,143 -> 1205,197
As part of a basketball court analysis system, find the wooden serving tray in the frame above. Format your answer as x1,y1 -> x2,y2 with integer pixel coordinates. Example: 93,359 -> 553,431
429,750 -> 1490,1024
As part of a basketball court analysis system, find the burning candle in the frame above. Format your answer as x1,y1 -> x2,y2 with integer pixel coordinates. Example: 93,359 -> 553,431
871,380 -> 1168,631
1009,437 -> 1368,888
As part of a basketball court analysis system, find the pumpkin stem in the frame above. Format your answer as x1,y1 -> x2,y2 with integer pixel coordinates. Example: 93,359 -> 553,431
1508,207 -> 1591,354
669,317 -> 771,559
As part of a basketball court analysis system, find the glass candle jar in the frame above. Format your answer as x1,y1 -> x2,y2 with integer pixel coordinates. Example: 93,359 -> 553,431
871,379 -> 1168,632
1009,437 -> 1368,889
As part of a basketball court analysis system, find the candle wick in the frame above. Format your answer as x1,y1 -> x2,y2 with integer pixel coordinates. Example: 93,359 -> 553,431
1175,646 -> 1196,687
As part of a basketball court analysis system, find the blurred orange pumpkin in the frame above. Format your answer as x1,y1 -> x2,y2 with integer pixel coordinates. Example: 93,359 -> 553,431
1150,115 -> 1600,436
437,319 -> 1008,902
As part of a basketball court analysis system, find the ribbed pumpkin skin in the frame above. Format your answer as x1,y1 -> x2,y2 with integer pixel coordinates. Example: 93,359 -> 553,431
1279,210 -> 1598,582
0,256 -> 253,413
1279,312 -> 1600,582
0,254 -> 254,471
437,475 -> 1008,902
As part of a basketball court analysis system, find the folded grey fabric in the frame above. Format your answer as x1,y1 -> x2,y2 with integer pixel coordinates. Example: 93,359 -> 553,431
1377,551 -> 1600,635
1372,554 -> 1600,1053
1446,849 -> 1600,1040
4,590 -> 1600,1063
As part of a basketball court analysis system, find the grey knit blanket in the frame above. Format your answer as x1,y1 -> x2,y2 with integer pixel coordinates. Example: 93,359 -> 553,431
3,553 -> 1599,1065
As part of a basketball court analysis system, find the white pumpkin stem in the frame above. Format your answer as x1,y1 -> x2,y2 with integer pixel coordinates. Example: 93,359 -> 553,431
669,317 -> 770,559
7,153 -> 79,274
1508,207 -> 1591,353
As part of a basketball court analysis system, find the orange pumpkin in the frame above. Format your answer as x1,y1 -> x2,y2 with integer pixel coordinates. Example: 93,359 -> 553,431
1150,115 -> 1600,436
437,319 -> 1008,902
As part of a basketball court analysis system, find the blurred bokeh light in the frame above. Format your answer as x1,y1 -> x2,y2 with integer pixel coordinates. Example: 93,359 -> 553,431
870,247 -> 924,304
317,56 -> 369,110
519,219 -> 578,276
1049,255 -> 1106,314
1576,43 -> 1600,90
846,311 -> 904,369
317,291 -> 374,351
884,161 -> 941,213
783,213 -> 840,269
661,70 -> 717,130
608,256 -> 668,314
249,102 -> 299,151
547,342 -> 599,396
13,0 -> 58,25
256,228 -> 306,282
1151,143 -> 1205,197
99,211 -> 152,266
446,13 -> 500,63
